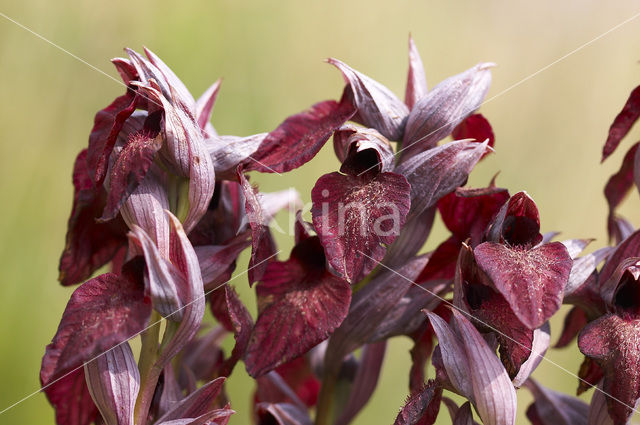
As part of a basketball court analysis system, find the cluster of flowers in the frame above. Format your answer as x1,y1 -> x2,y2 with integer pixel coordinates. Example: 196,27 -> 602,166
40,37 -> 640,425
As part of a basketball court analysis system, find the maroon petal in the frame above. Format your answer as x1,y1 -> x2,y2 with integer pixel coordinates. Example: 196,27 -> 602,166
256,403 -> 312,425
400,63 -> 493,160
311,171 -> 411,283
485,191 -> 542,248
451,402 -> 479,425
577,357 -> 603,395
335,341 -> 387,425
405,35 -> 428,109
101,131 -> 163,221
524,379 -> 588,425
195,234 -> 251,290
451,113 -> 495,159
328,58 -> 409,141
437,183 -> 509,245
87,91 -> 139,185
136,84 -> 215,233
245,236 -> 351,377
416,236 -> 461,282
210,285 -> 254,377
207,134 -> 267,180
42,369 -> 98,425
324,255 -> 429,371
396,140 -> 489,218
383,208 -> 436,268
474,241 -> 572,329
246,98 -> 356,173
237,169 -> 277,285
256,357 -> 321,408
120,166 -> 171,258
599,229 -> 640,286
41,260 -> 149,386
578,314 -> 640,424
555,307 -> 588,348
84,343 -> 139,425
333,124 -> 395,174
587,382 -> 616,425
602,85 -> 640,162
111,57 -> 138,85
604,143 -> 639,242
393,380 -> 442,425
512,322 -> 550,387
195,79 -> 221,131
155,377 -> 225,423
453,245 -> 535,378
429,310 -> 517,425
59,149 -> 128,286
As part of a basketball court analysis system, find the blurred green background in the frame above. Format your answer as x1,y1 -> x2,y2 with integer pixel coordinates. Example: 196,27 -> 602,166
2,0 -> 640,423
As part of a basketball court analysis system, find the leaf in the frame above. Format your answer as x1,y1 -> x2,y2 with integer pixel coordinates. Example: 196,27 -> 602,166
602,85 -> 640,162
245,236 -> 351,377
400,63 -> 493,160
311,171 -> 411,283
328,58 -> 409,141
246,98 -> 356,173
474,241 -> 572,329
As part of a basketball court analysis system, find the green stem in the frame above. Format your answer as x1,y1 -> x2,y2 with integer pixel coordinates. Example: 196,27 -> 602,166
134,311 -> 161,424
314,364 -> 340,425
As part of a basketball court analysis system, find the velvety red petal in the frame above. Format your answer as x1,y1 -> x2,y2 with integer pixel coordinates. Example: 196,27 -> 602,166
311,171 -> 411,283
437,183 -> 509,245
59,149 -> 128,286
393,380 -> 442,425
246,98 -> 356,173
244,237 -> 351,377
451,113 -> 495,159
42,369 -> 98,425
602,85 -> 640,162
41,259 -> 150,388
604,143 -> 640,242
474,241 -> 571,329
578,314 -> 640,424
